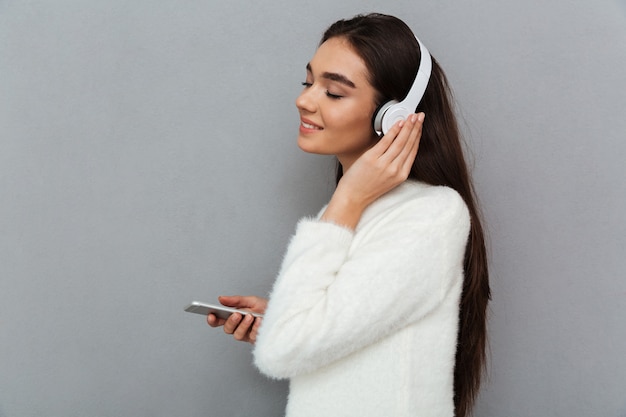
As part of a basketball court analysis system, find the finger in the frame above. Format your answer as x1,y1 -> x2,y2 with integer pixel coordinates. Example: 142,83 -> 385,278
400,136 -> 419,175
400,113 -> 424,170
397,113 -> 425,160
218,295 -> 258,310
411,113 -> 424,152
218,295 -> 245,308
207,313 -> 226,328
223,312 -> 243,334
371,119 -> 404,157
408,112 -> 424,140
249,317 -> 263,344
381,112 -> 424,163
233,313 -> 255,341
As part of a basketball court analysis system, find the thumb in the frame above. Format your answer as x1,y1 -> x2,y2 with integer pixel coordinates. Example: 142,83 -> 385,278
218,295 -> 251,308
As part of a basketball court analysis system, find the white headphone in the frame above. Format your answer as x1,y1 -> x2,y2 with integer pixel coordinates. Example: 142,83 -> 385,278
372,36 -> 432,135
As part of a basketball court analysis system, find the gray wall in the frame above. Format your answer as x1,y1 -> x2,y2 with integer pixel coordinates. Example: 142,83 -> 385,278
1,1 -> 625,416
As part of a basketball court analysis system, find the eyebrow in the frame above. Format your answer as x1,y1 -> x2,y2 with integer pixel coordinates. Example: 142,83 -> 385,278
306,63 -> 356,88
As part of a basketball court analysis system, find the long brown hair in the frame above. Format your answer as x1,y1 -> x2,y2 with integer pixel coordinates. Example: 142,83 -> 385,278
322,14 -> 491,417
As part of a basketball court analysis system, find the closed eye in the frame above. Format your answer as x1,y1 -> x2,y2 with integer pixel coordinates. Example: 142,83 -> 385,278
325,91 -> 343,99
301,81 -> 343,99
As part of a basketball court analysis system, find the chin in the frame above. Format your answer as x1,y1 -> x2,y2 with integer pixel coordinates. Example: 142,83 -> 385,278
297,135 -> 325,155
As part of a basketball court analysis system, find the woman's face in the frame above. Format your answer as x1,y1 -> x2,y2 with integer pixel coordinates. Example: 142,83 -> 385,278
296,37 -> 379,169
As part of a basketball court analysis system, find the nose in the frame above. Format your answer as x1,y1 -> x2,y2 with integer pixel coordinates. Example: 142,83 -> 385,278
295,86 -> 316,113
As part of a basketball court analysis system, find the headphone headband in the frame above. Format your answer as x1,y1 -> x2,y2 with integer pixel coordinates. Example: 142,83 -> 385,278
372,36 -> 432,135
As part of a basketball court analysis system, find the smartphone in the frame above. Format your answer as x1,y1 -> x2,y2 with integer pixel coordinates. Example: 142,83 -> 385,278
184,301 -> 263,321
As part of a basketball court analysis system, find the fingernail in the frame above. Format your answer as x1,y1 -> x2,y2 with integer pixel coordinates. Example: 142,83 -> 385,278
410,114 -> 418,123
418,113 -> 425,122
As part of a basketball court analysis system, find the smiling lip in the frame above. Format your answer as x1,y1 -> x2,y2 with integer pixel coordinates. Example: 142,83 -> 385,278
300,118 -> 323,132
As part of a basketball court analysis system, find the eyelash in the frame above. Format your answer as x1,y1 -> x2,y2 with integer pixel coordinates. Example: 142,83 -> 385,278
301,82 -> 343,100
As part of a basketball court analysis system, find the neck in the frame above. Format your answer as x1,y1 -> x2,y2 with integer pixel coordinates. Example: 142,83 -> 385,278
336,137 -> 378,173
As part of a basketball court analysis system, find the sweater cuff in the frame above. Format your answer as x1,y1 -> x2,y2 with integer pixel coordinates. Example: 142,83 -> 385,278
294,217 -> 355,247
271,217 -> 355,290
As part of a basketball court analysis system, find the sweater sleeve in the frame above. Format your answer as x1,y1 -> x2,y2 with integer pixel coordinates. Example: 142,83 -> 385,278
253,186 -> 470,379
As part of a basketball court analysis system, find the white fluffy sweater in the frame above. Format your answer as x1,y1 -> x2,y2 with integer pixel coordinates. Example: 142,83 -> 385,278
253,181 -> 470,417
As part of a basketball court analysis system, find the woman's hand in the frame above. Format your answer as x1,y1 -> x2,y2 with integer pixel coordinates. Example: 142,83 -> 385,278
321,112 -> 424,229
207,295 -> 267,344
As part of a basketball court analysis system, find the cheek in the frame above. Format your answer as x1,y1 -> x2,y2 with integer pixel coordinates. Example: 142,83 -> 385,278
328,104 -> 374,135
346,109 -> 376,139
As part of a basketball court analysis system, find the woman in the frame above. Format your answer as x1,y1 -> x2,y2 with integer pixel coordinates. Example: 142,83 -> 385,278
208,13 -> 490,417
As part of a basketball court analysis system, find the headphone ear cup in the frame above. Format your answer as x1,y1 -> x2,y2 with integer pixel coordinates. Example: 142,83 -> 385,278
372,36 -> 431,136
372,100 -> 399,135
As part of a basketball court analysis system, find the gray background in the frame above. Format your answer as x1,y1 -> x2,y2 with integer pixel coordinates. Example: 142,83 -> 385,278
1,1 -> 625,416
